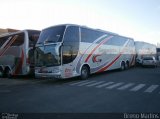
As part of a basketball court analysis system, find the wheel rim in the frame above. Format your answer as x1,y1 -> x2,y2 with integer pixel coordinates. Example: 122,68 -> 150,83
82,69 -> 87,78
7,70 -> 11,78
81,67 -> 89,79
126,63 -> 129,69
121,63 -> 125,70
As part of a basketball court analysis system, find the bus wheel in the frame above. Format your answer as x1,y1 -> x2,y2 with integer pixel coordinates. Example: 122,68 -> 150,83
81,66 -> 90,80
6,69 -> 12,78
125,62 -> 129,69
0,68 -> 3,77
120,62 -> 125,71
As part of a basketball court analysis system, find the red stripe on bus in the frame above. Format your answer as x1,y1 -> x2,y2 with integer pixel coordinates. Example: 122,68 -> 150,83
14,49 -> 24,75
97,54 -> 122,73
85,36 -> 113,62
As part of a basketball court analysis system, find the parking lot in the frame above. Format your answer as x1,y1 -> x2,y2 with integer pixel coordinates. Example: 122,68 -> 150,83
0,66 -> 160,114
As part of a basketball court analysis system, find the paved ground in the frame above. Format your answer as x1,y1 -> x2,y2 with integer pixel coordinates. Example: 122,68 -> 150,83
0,66 -> 160,114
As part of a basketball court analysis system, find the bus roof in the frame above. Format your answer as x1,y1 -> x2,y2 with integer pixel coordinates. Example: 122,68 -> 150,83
42,24 -> 134,40
135,41 -> 156,47
0,29 -> 40,38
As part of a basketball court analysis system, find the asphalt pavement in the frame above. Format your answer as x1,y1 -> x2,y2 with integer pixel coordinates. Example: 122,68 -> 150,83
0,66 -> 160,114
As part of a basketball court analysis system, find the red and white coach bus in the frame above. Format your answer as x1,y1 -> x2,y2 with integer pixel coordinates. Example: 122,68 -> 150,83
35,24 -> 136,79
0,30 -> 40,77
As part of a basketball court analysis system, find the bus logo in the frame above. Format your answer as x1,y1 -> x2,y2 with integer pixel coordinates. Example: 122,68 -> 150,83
92,54 -> 102,63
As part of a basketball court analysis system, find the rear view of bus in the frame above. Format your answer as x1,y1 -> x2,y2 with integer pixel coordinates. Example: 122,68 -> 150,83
0,30 -> 40,77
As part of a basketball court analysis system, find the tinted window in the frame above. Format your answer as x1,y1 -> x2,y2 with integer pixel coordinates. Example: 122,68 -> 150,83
157,48 -> 160,52
128,39 -> 134,47
62,45 -> 73,64
81,28 -> 105,43
143,57 -> 153,60
11,33 -> 24,46
28,30 -> 40,47
105,36 -> 127,46
37,26 -> 65,44
63,26 -> 79,64
0,36 -> 10,47
35,45 -> 61,67
63,26 -> 79,42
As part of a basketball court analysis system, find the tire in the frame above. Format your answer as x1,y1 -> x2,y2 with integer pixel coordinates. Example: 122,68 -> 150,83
120,62 -> 125,71
0,68 -> 3,77
125,62 -> 129,69
6,69 -> 12,78
81,66 -> 90,80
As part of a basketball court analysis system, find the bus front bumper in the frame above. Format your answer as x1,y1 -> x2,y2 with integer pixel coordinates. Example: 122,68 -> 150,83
35,66 -> 62,79
35,72 -> 61,79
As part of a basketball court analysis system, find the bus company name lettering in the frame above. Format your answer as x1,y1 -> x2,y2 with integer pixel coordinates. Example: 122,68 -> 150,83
98,48 -> 118,54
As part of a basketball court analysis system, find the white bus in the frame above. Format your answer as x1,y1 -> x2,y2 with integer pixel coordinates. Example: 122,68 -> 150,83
0,30 -> 40,77
135,41 -> 157,65
35,24 -> 136,79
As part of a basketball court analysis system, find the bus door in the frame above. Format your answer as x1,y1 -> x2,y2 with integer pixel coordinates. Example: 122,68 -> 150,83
61,26 -> 79,78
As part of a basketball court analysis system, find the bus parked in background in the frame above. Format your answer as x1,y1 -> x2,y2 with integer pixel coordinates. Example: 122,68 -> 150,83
135,41 -> 157,65
35,24 -> 136,79
0,30 -> 40,77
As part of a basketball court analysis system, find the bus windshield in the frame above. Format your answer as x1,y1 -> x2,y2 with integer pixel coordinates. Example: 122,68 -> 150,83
37,26 -> 66,44
35,44 -> 61,67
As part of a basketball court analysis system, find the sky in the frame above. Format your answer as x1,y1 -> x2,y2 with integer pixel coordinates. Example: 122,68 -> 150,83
0,0 -> 160,45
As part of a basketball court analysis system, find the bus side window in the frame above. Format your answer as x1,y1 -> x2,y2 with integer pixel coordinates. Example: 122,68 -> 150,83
0,36 -> 11,49
62,26 -> 79,64
29,34 -> 39,47
81,28 -> 105,43
11,33 -> 24,46
62,45 -> 72,64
